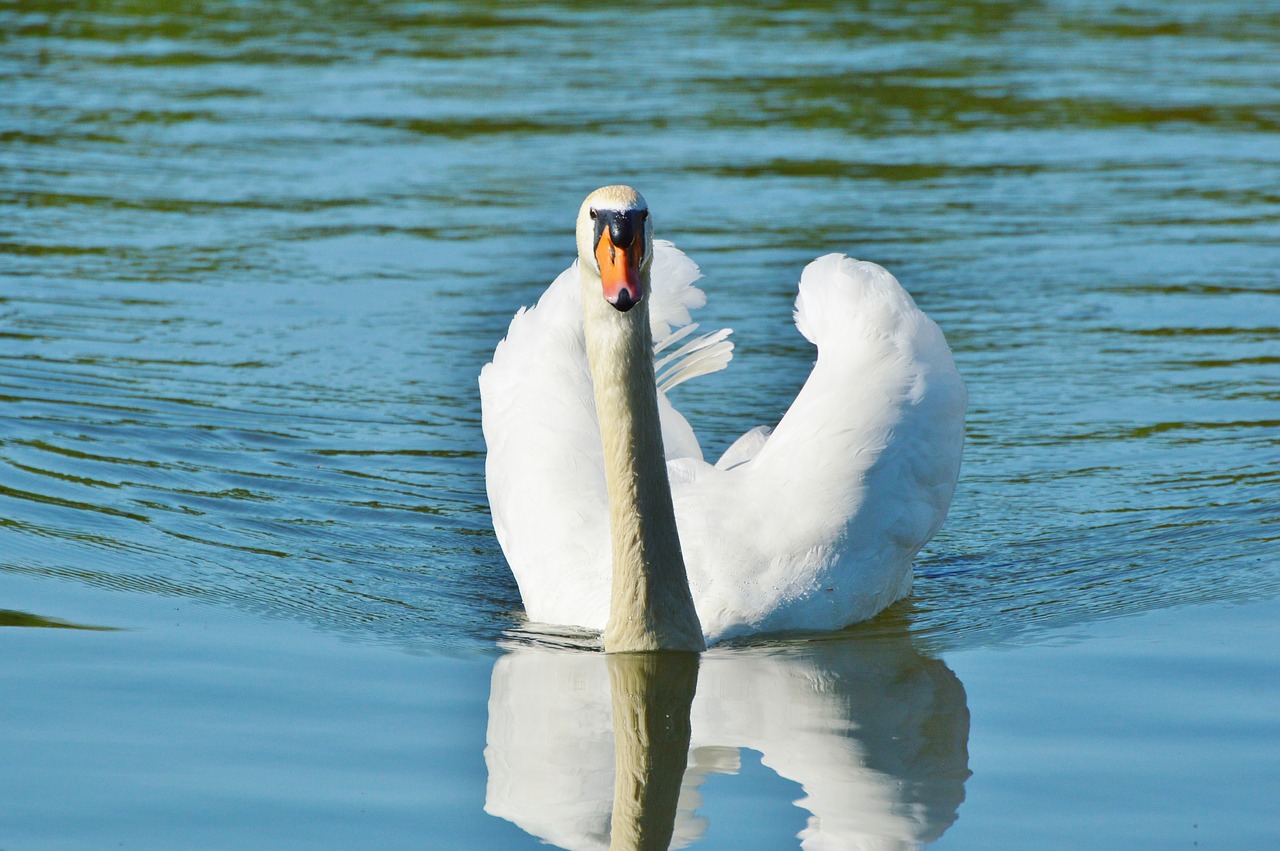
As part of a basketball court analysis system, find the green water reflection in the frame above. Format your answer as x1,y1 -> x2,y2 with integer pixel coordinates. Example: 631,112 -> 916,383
0,608 -> 117,630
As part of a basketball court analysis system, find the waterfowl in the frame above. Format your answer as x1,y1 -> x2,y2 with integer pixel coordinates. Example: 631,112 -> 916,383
480,185 -> 965,651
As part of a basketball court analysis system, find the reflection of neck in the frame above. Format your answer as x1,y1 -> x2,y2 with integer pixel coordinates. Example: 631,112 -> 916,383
607,652 -> 699,851
581,264 -> 704,653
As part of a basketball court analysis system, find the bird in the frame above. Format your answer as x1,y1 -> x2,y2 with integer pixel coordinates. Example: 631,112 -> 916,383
480,185 -> 965,652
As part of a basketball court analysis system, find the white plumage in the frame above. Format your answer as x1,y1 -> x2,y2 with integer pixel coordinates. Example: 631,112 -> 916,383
480,223 -> 965,645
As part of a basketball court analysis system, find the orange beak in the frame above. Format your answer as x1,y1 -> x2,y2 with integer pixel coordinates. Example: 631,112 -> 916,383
595,227 -> 642,312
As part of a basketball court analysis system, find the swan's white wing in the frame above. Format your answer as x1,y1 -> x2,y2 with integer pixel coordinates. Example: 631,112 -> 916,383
714,424 -> 772,471
481,263 -> 607,626
673,255 -> 966,642
480,242 -> 732,628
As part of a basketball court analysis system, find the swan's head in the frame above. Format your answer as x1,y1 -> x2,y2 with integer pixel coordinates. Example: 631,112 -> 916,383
577,185 -> 652,313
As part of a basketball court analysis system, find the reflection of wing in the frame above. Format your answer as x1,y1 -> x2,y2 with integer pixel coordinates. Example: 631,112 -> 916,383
483,650 -> 613,850
693,643 -> 970,850
484,635 -> 970,850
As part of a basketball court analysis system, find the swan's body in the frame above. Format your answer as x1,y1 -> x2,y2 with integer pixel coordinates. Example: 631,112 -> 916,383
480,186 -> 965,649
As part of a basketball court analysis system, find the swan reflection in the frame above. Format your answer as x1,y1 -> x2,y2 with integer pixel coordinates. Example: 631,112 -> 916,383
485,632 -> 970,849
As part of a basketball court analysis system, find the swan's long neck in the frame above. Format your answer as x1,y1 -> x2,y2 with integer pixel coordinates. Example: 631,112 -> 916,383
582,264 -> 705,653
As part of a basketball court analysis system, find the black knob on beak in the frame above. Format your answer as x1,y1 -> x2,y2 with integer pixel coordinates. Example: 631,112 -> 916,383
593,209 -> 644,251
608,211 -> 635,249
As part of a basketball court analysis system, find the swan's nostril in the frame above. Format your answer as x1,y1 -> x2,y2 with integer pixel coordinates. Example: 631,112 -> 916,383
609,288 -> 638,312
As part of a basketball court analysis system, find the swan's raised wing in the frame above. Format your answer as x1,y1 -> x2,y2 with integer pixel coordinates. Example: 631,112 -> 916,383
481,262 -> 606,625
480,242 -> 732,629
672,255 -> 966,642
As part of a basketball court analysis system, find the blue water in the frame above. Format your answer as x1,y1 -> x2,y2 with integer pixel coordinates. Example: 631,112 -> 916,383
2,1 -> 1278,847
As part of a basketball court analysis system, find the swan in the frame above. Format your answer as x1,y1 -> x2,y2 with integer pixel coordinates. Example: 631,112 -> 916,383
480,185 -> 965,652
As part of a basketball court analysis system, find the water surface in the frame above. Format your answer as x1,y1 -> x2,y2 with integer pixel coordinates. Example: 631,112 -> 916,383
2,1 -> 1278,847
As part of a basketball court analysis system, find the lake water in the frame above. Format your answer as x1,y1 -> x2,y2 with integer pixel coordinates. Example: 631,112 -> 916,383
2,0 -> 1278,847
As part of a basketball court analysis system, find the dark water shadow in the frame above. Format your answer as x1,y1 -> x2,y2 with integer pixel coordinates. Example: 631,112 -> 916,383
0,608 -> 119,631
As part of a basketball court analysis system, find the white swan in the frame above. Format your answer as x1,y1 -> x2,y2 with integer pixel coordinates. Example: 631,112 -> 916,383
480,186 -> 965,651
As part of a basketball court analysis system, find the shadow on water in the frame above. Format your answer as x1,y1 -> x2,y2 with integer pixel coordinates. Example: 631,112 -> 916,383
485,627 -> 969,850
0,608 -> 118,630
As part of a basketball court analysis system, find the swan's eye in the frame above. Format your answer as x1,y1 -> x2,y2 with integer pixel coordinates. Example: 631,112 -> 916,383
589,209 -> 597,220
638,210 -> 648,221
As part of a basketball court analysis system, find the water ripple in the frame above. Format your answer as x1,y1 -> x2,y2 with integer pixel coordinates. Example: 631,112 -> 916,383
2,0 -> 1278,651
